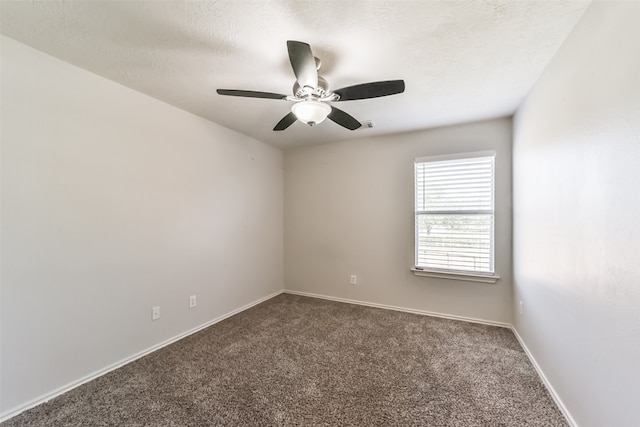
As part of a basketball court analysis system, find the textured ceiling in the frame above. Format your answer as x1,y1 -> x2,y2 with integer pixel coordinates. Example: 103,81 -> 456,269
0,0 -> 590,148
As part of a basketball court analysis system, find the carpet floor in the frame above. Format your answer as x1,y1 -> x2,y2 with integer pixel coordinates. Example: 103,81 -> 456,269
3,294 -> 567,426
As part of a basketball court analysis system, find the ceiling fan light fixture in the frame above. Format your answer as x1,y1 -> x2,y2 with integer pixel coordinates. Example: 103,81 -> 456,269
291,100 -> 331,126
217,41 -> 405,132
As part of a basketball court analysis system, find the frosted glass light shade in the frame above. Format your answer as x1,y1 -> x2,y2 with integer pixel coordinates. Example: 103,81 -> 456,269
291,100 -> 331,126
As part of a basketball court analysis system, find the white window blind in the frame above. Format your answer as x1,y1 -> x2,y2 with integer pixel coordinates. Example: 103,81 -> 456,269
414,152 -> 495,274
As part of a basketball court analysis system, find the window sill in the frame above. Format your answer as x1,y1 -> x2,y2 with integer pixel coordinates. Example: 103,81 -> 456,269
411,267 -> 500,284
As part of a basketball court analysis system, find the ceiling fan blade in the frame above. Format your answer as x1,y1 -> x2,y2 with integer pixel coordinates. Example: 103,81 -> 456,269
273,112 -> 297,131
217,89 -> 288,100
328,106 -> 362,130
287,40 -> 318,90
333,80 -> 405,101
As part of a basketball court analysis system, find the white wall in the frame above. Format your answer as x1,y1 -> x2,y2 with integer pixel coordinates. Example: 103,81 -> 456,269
513,2 -> 640,426
0,36 -> 283,416
284,118 -> 513,324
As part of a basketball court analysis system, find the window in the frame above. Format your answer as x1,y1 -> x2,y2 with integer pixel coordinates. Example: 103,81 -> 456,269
413,152 -> 498,282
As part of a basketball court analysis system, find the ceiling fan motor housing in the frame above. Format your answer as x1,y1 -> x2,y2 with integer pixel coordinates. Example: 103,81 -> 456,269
217,40 -> 405,131
293,76 -> 329,99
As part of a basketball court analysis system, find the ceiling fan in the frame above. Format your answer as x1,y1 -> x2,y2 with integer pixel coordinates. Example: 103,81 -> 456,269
217,41 -> 405,131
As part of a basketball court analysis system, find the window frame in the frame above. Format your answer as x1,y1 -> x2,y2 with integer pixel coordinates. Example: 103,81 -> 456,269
412,151 -> 500,284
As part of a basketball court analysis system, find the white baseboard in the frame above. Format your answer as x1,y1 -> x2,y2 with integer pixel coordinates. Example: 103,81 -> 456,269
2,288 -> 577,427
283,289 -> 512,328
285,290 -> 577,427
0,289 -> 284,423
510,326 -> 578,427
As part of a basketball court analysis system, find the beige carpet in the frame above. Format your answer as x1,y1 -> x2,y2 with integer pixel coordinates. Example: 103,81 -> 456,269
2,294 -> 567,426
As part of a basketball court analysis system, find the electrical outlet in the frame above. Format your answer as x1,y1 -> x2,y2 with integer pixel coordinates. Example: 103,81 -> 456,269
350,275 -> 357,285
519,301 -> 524,316
189,295 -> 197,308
152,306 -> 160,321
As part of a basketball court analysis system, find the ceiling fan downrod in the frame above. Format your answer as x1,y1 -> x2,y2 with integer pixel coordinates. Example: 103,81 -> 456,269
216,40 -> 405,131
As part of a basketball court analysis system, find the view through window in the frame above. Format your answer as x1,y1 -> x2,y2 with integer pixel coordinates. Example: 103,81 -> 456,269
414,152 -> 495,274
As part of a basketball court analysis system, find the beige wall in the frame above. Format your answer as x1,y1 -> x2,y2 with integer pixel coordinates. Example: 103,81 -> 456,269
513,2 -> 640,426
284,118 -> 513,324
6,2 -> 637,423
0,36 -> 283,416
